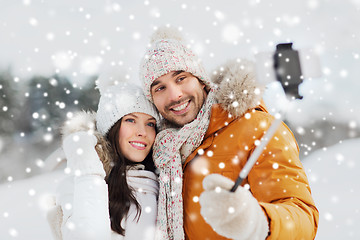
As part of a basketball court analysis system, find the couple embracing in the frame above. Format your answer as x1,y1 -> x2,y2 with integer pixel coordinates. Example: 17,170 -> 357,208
48,27 -> 318,240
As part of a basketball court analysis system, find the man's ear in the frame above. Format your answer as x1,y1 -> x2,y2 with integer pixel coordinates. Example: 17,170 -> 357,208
194,76 -> 206,90
199,80 -> 206,89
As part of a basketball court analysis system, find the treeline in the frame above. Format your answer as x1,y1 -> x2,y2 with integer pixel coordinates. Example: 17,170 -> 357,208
0,70 -> 99,140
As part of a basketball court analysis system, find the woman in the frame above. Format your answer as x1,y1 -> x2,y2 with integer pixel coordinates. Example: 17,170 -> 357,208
49,82 -> 160,240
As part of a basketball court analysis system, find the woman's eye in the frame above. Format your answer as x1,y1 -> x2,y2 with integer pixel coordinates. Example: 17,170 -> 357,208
125,118 -> 135,123
147,122 -> 156,127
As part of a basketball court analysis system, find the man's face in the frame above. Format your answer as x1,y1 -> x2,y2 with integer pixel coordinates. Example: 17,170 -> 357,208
150,71 -> 207,127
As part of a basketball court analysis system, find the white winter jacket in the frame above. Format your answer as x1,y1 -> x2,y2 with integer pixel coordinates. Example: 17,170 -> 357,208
55,165 -> 159,240
47,112 -> 159,240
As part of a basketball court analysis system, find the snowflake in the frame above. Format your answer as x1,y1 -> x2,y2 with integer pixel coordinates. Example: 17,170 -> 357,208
9,228 -> 18,237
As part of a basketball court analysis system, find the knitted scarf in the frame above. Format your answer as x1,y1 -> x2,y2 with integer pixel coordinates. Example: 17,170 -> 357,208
153,89 -> 217,240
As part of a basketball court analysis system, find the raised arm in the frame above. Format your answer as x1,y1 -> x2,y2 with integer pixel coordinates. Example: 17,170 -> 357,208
59,131 -> 112,240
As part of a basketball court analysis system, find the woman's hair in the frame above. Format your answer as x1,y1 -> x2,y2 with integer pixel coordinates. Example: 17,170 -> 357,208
105,118 -> 156,236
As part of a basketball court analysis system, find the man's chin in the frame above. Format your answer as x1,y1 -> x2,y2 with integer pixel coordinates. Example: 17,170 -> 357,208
167,113 -> 196,128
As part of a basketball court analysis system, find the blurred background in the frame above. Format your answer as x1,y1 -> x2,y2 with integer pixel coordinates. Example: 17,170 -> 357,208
0,0 -> 359,239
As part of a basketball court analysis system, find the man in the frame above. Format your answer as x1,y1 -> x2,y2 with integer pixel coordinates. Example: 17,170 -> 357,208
140,27 -> 319,240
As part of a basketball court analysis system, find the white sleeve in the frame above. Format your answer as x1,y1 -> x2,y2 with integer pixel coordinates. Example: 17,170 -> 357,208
61,175 -> 112,240
59,131 -> 112,239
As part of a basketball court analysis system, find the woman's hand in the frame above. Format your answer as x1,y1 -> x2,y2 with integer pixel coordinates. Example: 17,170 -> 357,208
62,131 -> 105,178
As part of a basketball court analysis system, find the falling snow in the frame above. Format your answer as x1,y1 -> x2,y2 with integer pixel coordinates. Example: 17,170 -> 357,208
0,0 -> 359,239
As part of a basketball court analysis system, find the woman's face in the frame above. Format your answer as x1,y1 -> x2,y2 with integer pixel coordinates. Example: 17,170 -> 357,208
118,112 -> 156,163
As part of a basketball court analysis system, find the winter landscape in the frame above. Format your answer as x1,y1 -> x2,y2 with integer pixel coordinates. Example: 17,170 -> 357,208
0,0 -> 359,239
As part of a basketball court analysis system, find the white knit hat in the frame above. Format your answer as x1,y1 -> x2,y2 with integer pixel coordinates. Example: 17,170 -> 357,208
96,79 -> 160,136
140,26 -> 213,102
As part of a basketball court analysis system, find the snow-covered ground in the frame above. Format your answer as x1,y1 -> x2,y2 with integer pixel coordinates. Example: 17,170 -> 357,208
1,0 -> 359,239
305,138 -> 360,239
0,138 -> 359,239
0,170 -> 65,239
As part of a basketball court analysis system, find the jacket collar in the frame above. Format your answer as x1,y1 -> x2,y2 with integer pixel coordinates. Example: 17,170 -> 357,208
204,104 -> 236,139
205,100 -> 269,139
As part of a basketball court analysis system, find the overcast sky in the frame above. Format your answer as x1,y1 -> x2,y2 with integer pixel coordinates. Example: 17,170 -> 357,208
1,0 -> 359,126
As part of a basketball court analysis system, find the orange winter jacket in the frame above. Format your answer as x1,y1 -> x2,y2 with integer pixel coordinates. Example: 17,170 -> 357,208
182,104 -> 319,240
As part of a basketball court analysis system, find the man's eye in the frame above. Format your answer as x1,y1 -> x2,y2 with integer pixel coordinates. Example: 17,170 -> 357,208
154,86 -> 164,92
177,76 -> 185,82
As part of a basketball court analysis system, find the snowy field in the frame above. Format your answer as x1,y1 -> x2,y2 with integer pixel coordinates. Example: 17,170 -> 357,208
0,139 -> 359,239
1,0 -> 359,239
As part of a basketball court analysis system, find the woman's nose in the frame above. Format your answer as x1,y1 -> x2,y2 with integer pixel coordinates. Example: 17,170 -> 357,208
136,124 -> 147,137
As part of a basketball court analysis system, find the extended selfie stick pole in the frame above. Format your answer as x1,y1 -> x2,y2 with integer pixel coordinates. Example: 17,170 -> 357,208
230,43 -> 309,192
230,115 -> 283,192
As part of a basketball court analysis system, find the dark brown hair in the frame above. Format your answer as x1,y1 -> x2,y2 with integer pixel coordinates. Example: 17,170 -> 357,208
105,118 -> 156,236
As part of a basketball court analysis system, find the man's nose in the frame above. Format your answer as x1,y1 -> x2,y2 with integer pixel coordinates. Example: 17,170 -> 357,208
168,84 -> 183,101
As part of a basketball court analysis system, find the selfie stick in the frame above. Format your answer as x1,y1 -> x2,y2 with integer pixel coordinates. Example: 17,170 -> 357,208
230,43 -> 320,192
230,114 -> 283,192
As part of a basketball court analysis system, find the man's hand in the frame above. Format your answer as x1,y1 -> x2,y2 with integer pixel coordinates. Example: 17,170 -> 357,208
62,131 -> 105,178
199,174 -> 269,240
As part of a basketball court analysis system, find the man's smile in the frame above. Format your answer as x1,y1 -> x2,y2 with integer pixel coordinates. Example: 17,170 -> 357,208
169,100 -> 191,115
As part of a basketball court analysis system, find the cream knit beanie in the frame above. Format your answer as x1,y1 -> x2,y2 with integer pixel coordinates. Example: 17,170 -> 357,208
140,26 -> 212,102
96,74 -> 160,136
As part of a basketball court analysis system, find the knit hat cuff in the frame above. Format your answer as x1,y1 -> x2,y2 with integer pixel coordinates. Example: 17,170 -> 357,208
96,83 -> 160,136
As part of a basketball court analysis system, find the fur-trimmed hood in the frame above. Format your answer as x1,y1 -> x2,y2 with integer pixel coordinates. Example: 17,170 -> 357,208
211,58 -> 264,118
61,111 -> 114,177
